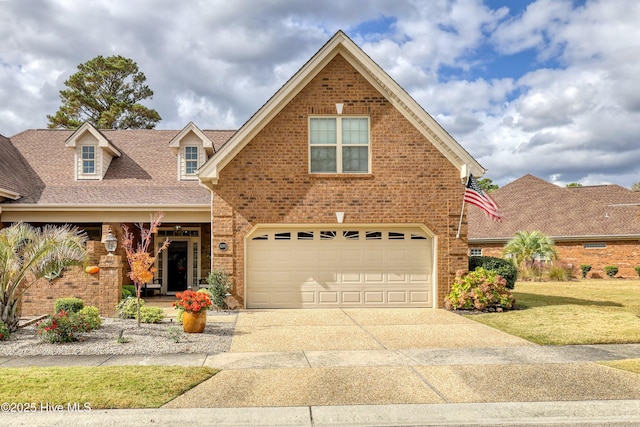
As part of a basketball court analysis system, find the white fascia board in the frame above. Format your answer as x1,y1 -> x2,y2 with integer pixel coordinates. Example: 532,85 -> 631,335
335,43 -> 485,178
0,188 -> 21,200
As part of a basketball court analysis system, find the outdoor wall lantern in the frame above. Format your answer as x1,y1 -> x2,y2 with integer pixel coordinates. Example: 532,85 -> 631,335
104,229 -> 117,255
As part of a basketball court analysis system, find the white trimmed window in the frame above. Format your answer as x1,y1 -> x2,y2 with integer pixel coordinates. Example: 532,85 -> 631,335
81,145 -> 95,174
470,249 -> 482,256
185,146 -> 198,175
309,117 -> 370,173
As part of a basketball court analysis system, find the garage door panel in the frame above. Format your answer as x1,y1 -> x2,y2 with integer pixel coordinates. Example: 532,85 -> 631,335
247,227 -> 433,308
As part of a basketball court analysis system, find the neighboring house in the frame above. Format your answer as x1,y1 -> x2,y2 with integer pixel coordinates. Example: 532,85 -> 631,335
0,122 -> 234,305
468,174 -> 640,278
1,31 -> 486,312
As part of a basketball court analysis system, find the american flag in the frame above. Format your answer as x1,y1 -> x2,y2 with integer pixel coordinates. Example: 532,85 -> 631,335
464,174 -> 502,221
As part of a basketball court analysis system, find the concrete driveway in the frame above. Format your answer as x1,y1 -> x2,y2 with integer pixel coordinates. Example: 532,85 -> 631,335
164,308 -> 640,409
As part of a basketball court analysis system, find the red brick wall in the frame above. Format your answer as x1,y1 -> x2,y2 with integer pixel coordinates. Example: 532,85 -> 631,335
211,54 -> 468,307
470,240 -> 640,278
20,244 -> 122,317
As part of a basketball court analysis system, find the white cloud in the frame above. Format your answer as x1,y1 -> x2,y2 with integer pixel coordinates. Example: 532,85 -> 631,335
0,0 -> 639,188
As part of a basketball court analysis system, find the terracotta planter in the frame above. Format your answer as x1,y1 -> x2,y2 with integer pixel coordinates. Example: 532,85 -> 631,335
182,311 -> 206,333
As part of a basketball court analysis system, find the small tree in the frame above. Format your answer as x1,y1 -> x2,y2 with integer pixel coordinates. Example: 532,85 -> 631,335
0,223 -> 87,331
122,213 -> 169,326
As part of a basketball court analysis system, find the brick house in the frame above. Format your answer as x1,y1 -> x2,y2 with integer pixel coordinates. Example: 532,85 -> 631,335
468,174 -> 640,278
0,123 -> 233,315
197,31 -> 483,308
0,31 -> 485,313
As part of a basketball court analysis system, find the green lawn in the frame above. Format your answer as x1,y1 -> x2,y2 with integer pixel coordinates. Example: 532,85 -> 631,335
0,366 -> 216,409
466,280 -> 640,345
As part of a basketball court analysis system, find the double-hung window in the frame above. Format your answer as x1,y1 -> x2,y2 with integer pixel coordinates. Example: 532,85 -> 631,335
309,117 -> 369,173
81,146 -> 95,174
185,146 -> 198,175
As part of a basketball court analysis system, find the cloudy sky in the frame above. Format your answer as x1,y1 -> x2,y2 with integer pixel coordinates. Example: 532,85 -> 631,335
1,0 -> 639,188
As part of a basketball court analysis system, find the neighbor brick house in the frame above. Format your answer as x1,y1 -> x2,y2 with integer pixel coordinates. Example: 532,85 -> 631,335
1,31 -> 486,313
468,174 -> 640,278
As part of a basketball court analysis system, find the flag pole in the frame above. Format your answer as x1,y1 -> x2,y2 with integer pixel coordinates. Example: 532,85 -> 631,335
456,200 -> 465,239
456,175 -> 470,239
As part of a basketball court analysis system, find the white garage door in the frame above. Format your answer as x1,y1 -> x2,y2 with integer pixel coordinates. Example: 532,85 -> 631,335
246,227 -> 433,308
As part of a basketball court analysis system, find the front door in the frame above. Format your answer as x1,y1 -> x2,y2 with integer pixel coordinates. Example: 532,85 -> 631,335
167,241 -> 189,293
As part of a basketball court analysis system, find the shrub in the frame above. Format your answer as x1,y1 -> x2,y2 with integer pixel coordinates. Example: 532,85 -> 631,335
469,256 -> 518,289
445,268 -> 515,311
604,266 -> 619,278
136,306 -> 165,324
35,310 -> 93,343
635,266 -> 640,278
0,321 -> 10,341
54,297 -> 84,314
116,297 -> 145,319
76,306 -> 102,330
168,326 -> 183,343
205,269 -> 232,310
122,285 -> 136,299
547,263 -> 573,281
580,264 -> 592,279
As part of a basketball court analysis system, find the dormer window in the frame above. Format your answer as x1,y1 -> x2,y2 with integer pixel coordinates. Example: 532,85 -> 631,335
82,146 -> 96,174
185,146 -> 199,175
169,122 -> 216,181
65,123 -> 120,181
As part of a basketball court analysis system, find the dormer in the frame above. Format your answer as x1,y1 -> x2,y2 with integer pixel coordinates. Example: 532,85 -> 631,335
169,122 -> 215,181
65,123 -> 121,180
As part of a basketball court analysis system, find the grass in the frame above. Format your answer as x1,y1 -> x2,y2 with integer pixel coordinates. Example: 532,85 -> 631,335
0,366 -> 217,409
465,280 -> 640,345
599,359 -> 640,374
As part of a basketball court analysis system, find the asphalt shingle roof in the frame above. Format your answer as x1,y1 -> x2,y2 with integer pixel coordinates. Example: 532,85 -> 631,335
468,174 -> 640,240
0,129 -> 235,206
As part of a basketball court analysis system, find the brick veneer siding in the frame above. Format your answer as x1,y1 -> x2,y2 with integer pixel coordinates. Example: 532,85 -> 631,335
211,54 -> 468,308
19,242 -> 122,317
470,240 -> 640,279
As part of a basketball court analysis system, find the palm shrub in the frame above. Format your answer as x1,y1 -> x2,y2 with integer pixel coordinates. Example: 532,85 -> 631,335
580,264 -> 592,279
604,266 -> 619,278
469,256 -> 517,289
503,231 -> 558,280
0,223 -> 88,331
445,268 -> 515,311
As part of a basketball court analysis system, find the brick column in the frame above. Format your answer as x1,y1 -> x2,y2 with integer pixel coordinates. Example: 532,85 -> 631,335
99,255 -> 123,317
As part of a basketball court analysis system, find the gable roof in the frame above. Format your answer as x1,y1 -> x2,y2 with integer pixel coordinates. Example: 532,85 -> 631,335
64,122 -> 121,157
168,122 -> 217,156
197,30 -> 484,186
468,174 -> 640,241
0,128 -> 235,222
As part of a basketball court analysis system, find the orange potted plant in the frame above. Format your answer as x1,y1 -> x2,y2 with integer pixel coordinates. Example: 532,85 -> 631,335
173,290 -> 212,333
